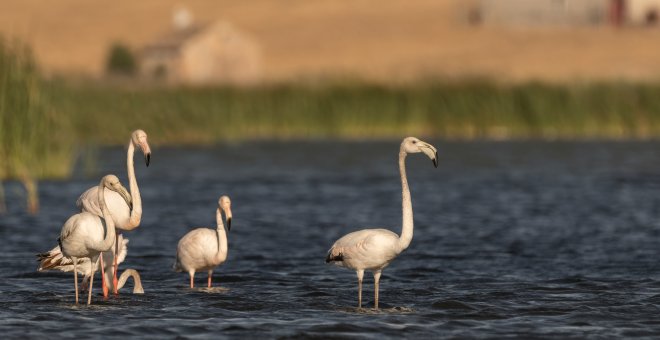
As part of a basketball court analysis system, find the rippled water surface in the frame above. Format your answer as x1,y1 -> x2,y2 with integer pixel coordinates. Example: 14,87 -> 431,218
3,140 -> 660,338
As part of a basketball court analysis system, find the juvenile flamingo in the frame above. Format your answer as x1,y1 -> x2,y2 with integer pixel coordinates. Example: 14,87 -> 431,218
59,175 -> 127,305
326,137 -> 438,309
77,129 -> 151,294
173,196 -> 233,288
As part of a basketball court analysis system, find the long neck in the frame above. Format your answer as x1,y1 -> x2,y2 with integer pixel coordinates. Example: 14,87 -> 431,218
398,150 -> 413,251
125,142 -> 142,229
93,181 -> 116,251
215,209 -> 228,263
117,269 -> 144,294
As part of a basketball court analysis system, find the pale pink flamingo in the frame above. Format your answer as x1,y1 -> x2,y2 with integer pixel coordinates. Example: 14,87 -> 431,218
326,137 -> 438,309
173,196 -> 233,288
59,175 -> 127,305
76,129 -> 151,294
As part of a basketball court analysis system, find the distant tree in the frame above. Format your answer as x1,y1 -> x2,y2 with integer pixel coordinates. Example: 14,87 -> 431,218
106,43 -> 137,76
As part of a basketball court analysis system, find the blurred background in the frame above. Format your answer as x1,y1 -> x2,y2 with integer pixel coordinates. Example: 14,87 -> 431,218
4,0 -> 660,209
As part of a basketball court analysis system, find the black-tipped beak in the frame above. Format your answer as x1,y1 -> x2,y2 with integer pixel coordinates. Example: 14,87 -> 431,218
226,217 -> 232,232
433,152 -> 438,168
145,153 -> 151,167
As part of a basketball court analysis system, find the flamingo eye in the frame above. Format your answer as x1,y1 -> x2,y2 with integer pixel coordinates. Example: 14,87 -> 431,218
412,140 -> 417,144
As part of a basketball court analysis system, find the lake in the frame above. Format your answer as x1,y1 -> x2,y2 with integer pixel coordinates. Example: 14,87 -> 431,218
2,140 -> 660,338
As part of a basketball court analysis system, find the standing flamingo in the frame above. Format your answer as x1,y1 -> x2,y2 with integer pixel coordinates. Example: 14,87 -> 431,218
325,137 -> 438,309
76,129 -> 151,294
173,196 -> 233,288
59,174 -> 127,305
37,235 -> 144,294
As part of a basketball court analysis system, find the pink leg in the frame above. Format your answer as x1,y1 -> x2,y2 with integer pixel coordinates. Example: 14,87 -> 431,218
100,255 -> 108,298
113,235 -> 119,295
207,271 -> 212,288
190,274 -> 194,288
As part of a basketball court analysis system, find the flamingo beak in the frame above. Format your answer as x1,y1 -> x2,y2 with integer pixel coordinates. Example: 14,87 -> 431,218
117,186 -> 132,209
224,206 -> 233,231
419,142 -> 438,168
138,139 -> 152,167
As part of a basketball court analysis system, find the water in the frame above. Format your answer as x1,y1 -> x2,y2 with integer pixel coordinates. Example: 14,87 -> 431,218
3,140 -> 660,338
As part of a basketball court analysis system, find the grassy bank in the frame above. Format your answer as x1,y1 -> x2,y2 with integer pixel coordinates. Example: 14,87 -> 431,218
46,80 -> 660,145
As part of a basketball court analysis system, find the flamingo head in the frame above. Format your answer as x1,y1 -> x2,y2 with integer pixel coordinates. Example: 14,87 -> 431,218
102,174 -> 131,205
131,129 -> 151,167
218,196 -> 232,231
401,137 -> 438,168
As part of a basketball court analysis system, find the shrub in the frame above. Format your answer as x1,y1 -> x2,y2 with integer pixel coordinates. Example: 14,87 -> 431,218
106,43 -> 137,76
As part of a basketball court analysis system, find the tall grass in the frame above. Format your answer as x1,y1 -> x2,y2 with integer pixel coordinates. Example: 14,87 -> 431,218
0,38 -> 73,212
45,80 -> 660,145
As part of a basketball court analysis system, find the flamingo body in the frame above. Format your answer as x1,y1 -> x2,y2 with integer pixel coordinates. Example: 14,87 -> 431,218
59,212 -> 110,260
174,196 -> 232,288
38,235 -> 129,291
326,228 -> 401,271
174,228 -> 227,273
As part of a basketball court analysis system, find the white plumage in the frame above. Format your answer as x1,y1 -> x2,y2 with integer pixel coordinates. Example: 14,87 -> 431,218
174,196 -> 233,288
37,235 -> 144,294
326,137 -> 438,309
76,129 -> 151,294
59,174 -> 128,305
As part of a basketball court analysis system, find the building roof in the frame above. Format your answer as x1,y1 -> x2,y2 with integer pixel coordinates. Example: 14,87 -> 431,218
142,23 -> 209,54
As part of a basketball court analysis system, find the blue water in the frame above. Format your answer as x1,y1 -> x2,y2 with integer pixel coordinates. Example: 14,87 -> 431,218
3,140 -> 660,338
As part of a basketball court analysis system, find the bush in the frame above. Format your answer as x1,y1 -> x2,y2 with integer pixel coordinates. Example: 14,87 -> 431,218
106,43 -> 137,76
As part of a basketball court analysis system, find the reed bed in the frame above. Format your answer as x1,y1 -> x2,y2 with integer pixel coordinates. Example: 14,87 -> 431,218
44,80 -> 660,145
0,38 -> 73,212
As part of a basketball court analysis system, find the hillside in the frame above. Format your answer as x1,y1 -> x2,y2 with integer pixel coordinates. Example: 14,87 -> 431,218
2,0 -> 660,83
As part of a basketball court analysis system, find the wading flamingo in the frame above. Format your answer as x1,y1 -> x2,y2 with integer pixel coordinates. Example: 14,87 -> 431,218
37,235 -> 144,294
77,129 -> 151,294
326,137 -> 438,309
59,174 -> 127,305
173,196 -> 233,288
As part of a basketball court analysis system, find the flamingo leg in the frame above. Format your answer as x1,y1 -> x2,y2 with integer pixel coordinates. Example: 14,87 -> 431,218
113,234 -> 119,295
208,270 -> 213,288
72,257 -> 79,305
100,254 -> 108,298
88,257 -> 99,305
189,271 -> 195,288
357,269 -> 364,309
374,270 -> 382,310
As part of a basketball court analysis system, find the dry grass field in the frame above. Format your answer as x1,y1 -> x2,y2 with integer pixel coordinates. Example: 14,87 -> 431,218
2,0 -> 660,83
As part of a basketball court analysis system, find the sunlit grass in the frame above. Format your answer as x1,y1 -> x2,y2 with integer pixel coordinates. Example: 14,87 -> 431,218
44,80 -> 660,145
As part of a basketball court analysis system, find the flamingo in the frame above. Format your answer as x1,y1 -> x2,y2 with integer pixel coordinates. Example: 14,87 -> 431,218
325,137 -> 438,309
77,129 -> 151,294
59,174 -> 127,305
37,235 -> 144,294
173,196 -> 233,288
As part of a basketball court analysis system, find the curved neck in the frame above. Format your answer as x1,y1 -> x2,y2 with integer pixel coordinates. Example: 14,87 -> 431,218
215,208 -> 228,263
93,181 -> 116,251
117,269 -> 144,294
125,142 -> 142,229
398,150 -> 413,251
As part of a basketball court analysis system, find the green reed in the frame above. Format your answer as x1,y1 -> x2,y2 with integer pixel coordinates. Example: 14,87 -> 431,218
44,80 -> 660,145
0,38 -> 74,212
